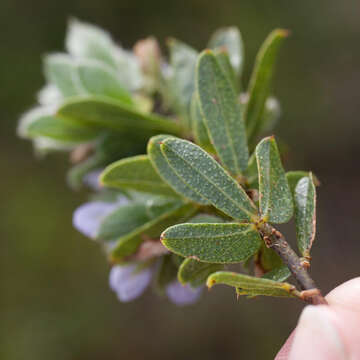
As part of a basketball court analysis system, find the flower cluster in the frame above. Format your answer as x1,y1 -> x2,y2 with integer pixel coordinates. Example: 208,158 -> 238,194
73,173 -> 202,305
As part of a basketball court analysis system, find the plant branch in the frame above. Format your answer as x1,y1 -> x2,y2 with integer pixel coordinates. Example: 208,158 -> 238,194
256,222 -> 327,305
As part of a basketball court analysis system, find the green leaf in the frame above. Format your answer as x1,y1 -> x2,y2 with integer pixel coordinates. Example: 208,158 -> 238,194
161,223 -> 261,263
178,258 -> 223,286
109,202 -> 197,261
100,155 -> 179,197
256,136 -> 293,223
167,38 -> 198,130
147,135 -> 210,205
286,171 -> 320,196
262,265 -> 291,282
44,54 -> 84,97
160,138 -> 257,221
208,27 -> 244,76
214,49 -> 238,92
27,115 -> 98,142
57,96 -> 181,134
76,60 -> 133,104
196,51 -> 248,175
190,93 -> 214,152
256,244 -> 283,272
207,271 -> 296,298
245,152 -> 259,188
244,29 -> 288,143
188,214 -> 225,223
97,203 -> 151,241
294,175 -> 317,258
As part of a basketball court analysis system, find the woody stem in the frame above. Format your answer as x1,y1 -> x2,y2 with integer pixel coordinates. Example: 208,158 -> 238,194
256,222 -> 327,305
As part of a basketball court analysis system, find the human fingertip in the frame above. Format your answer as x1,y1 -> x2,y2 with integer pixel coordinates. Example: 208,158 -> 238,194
288,305 -> 347,360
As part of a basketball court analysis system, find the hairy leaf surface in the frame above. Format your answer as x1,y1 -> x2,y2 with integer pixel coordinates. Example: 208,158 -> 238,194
244,29 -> 287,142
101,155 -> 179,197
147,135 -> 209,205
161,138 -> 257,220
190,93 -> 213,152
294,175 -> 316,257
256,136 -> 293,223
161,223 -> 261,263
197,51 -> 248,175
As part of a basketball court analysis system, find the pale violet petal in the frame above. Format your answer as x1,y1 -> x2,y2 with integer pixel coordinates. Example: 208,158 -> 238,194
109,264 -> 153,302
72,201 -> 120,239
83,169 -> 103,191
166,281 -> 203,306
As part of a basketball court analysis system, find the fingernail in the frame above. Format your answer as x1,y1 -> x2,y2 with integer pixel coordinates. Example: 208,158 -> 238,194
289,305 -> 348,360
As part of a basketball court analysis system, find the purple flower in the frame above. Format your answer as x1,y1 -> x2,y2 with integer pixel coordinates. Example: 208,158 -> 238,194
109,264 -> 153,302
72,197 -> 128,239
166,281 -> 203,306
108,263 -> 203,305
83,169 -> 103,191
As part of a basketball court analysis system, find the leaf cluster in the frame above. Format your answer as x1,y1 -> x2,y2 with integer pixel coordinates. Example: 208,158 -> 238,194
19,20 -> 319,301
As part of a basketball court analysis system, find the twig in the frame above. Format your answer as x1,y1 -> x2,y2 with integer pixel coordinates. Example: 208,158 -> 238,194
256,222 -> 327,305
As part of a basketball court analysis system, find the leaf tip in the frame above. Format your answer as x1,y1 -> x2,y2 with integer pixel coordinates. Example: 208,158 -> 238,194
206,277 -> 216,289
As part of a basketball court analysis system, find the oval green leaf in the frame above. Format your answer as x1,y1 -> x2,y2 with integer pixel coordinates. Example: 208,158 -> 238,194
244,29 -> 288,143
161,138 -> 257,221
27,115 -> 98,142
44,54 -> 84,97
100,155 -> 179,197
207,271 -> 296,298
76,60 -> 133,104
196,50 -> 249,175
190,93 -> 213,152
255,136 -> 293,223
108,202 -> 197,261
294,175 -> 317,258
262,265 -> 291,282
161,223 -> 261,264
147,135 -> 210,205
178,258 -> 223,286
57,96 -> 181,134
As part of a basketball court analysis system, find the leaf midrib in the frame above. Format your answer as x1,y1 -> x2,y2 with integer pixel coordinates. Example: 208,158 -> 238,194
163,141 -> 255,219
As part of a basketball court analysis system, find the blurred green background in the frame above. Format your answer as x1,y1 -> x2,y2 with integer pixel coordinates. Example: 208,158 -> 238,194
1,0 -> 360,359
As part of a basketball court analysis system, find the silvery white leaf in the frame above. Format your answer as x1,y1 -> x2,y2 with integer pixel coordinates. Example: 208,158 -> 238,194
37,84 -> 63,106
17,106 -> 56,138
